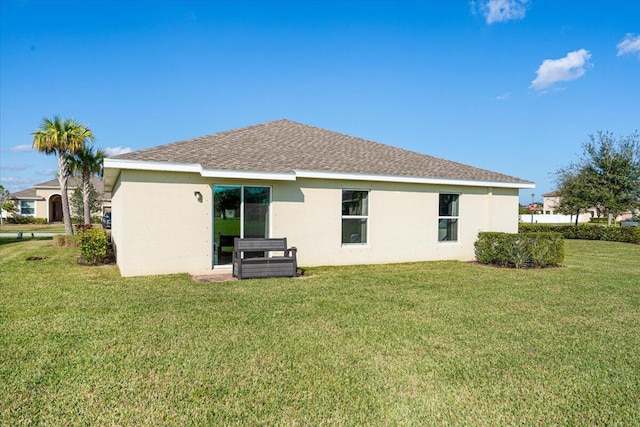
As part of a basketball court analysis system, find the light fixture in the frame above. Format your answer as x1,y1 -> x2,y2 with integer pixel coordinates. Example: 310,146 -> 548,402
194,191 -> 203,202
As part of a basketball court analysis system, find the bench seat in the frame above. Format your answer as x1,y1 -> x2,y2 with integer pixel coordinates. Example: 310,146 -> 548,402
232,238 -> 297,279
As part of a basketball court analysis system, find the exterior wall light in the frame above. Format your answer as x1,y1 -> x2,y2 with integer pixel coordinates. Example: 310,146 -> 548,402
194,191 -> 203,202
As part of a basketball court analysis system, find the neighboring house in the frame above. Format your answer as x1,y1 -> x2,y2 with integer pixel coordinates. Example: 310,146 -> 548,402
104,119 -> 535,277
9,176 -> 111,222
542,190 -> 633,222
542,190 -> 561,215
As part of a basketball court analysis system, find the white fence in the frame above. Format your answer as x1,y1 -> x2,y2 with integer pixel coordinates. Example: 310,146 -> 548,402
519,213 -> 592,224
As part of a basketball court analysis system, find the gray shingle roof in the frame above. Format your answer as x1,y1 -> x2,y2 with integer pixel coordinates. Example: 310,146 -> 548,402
112,119 -> 532,184
33,176 -> 105,193
11,176 -> 110,200
10,187 -> 42,200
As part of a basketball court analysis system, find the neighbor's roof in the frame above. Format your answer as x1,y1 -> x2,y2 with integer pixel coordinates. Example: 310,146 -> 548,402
543,190 -> 560,197
10,187 -> 43,200
106,119 -> 534,189
33,176 -> 104,192
11,176 -> 110,200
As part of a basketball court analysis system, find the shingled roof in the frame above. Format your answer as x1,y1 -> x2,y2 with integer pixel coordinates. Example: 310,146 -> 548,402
109,119 -> 533,186
10,176 -> 110,200
9,187 -> 42,200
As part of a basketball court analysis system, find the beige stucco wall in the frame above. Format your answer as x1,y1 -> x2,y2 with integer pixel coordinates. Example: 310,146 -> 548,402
111,170 -> 214,277
274,179 -> 518,267
543,195 -> 560,214
110,169 -> 520,277
36,187 -> 64,220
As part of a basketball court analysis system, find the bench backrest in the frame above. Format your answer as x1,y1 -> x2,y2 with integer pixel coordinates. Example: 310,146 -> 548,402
234,237 -> 288,252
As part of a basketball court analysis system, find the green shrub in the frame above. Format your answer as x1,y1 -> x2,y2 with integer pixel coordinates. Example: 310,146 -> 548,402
519,223 -> 640,244
72,216 -> 102,224
8,216 -> 48,225
475,232 -> 564,268
78,228 -> 108,263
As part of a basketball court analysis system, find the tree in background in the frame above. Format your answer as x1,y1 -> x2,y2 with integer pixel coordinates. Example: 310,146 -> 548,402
554,168 -> 595,225
555,131 -> 640,226
32,116 -> 94,234
68,145 -> 105,226
71,184 -> 102,222
0,185 -> 16,226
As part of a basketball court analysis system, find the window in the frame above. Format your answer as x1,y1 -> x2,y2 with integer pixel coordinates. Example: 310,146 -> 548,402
438,194 -> 459,242
342,190 -> 368,244
20,200 -> 35,216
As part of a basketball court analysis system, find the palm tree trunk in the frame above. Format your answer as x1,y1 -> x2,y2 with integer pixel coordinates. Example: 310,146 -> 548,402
82,172 -> 91,226
57,155 -> 74,235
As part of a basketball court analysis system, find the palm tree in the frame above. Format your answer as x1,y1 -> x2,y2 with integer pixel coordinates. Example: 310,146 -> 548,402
32,116 -> 94,234
68,146 -> 105,226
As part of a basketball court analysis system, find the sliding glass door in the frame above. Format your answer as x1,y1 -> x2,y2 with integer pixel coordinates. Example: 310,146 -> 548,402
213,185 -> 270,266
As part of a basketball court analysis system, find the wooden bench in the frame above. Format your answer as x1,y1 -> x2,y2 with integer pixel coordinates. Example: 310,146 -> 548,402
232,237 -> 297,279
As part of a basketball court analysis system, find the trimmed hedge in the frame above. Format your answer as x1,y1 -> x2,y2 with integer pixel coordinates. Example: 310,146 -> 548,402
78,228 -> 108,264
475,232 -> 565,268
519,223 -> 640,244
7,216 -> 48,224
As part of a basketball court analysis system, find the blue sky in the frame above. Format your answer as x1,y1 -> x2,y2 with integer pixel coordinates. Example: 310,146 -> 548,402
1,0 -> 638,203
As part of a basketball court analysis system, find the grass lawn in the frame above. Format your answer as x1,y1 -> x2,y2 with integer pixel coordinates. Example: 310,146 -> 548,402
1,238 -> 639,425
0,223 -> 66,233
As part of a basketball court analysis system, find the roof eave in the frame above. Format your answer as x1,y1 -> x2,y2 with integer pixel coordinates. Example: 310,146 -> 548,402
103,158 -> 296,190
104,158 -> 535,190
294,170 -> 535,189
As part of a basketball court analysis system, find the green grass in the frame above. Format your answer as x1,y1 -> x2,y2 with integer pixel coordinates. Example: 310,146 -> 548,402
0,223 -> 66,233
1,238 -> 639,425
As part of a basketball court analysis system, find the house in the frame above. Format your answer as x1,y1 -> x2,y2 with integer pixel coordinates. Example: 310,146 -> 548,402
542,190 -> 633,223
9,176 -> 111,222
103,119 -> 535,277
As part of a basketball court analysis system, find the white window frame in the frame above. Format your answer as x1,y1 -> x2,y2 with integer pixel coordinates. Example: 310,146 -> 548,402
438,193 -> 460,242
341,189 -> 369,245
19,200 -> 36,217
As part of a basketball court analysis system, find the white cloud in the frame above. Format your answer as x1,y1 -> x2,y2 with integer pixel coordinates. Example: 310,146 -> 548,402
617,33 -> 640,58
530,49 -> 592,91
37,168 -> 57,176
104,146 -> 133,156
496,91 -> 512,100
474,0 -> 529,24
10,144 -> 33,152
0,176 -> 31,184
0,177 -> 33,193
0,164 -> 30,171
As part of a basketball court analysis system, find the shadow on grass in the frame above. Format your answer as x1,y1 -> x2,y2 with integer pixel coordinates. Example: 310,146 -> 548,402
0,237 -> 53,246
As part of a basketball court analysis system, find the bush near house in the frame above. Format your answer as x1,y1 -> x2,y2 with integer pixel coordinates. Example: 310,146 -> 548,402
475,232 -> 564,268
519,223 -> 640,244
7,216 -> 48,225
78,227 -> 108,263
